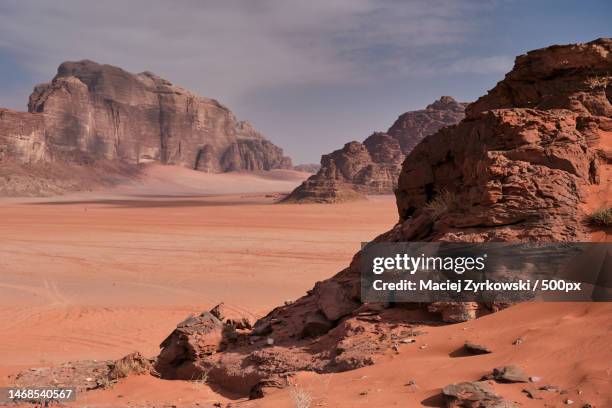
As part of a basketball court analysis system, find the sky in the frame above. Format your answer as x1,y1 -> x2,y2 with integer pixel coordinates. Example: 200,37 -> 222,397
0,0 -> 610,164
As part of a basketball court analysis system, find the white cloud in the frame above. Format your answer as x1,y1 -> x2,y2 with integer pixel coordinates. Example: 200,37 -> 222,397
0,0 -> 524,162
0,0 -> 505,105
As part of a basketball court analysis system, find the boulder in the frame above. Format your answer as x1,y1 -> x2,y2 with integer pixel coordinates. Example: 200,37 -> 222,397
464,342 -> 493,355
488,365 -> 530,383
316,281 -> 360,321
442,381 -> 518,408
155,312 -> 223,380
301,312 -> 333,338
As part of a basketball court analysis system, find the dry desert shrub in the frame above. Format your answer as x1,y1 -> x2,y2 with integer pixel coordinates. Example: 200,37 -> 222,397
587,207 -> 612,227
191,371 -> 209,390
290,385 -> 312,408
585,73 -> 610,90
108,352 -> 152,381
424,189 -> 458,218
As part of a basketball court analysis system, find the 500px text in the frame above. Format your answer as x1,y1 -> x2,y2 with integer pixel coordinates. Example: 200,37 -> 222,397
371,279 -> 582,293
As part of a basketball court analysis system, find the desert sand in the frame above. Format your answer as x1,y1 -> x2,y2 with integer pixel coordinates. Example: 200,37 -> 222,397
0,167 -> 397,378
253,302 -> 612,408
1,166 -> 610,408
5,299 -> 609,408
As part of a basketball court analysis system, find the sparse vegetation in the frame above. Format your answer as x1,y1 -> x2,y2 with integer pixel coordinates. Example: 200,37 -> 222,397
107,353 -> 151,381
290,385 -> 313,408
423,189 -> 458,218
586,207 -> 612,227
191,371 -> 209,389
97,375 -> 112,389
110,360 -> 133,380
585,73 -> 610,90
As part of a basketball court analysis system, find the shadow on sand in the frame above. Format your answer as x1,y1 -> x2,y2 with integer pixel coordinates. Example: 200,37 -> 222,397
26,197 -> 275,209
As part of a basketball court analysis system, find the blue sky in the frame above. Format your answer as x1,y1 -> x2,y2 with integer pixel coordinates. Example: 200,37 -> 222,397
0,0 -> 610,163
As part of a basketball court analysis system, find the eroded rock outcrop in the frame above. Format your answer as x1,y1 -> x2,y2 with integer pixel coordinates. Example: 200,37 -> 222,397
0,106 -> 140,197
284,96 -> 467,202
293,163 -> 321,173
156,39 -> 611,398
0,109 -> 46,163
155,302 -> 428,397
395,40 -> 611,242
12,351 -> 153,393
1,60 -> 292,195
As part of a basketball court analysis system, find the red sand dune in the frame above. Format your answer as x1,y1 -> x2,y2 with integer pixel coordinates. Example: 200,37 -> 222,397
253,302 -> 612,408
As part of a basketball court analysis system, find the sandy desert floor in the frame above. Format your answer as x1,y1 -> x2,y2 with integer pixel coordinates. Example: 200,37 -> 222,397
0,167 -> 398,391
0,166 -> 610,407
253,302 -> 612,408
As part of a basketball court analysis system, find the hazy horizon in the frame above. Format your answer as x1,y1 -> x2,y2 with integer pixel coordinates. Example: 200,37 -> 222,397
1,0 -> 610,163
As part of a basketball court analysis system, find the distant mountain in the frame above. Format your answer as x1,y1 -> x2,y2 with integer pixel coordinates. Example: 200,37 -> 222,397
293,163 -> 321,173
283,96 -> 467,203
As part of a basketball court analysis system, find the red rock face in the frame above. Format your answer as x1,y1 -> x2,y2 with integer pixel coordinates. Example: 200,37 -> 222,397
466,40 -> 612,118
0,109 -> 46,163
3,60 -> 291,173
396,38 -> 611,242
284,96 -> 467,203
155,39 -> 611,397
390,96 -> 468,154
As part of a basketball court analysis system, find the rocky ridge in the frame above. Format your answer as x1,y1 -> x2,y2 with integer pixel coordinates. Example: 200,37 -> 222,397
284,96 -> 467,202
151,39 -> 611,399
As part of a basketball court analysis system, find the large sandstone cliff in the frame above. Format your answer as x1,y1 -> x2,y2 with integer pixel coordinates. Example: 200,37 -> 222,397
1,60 -> 291,195
284,96 -> 467,203
154,39 -> 611,397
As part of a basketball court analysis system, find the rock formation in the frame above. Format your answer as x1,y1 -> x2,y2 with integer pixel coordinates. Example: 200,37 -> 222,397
0,109 -> 46,163
293,163 -> 321,173
284,96 -> 467,202
442,381 -> 517,408
155,38 -> 611,398
1,60 -> 291,195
